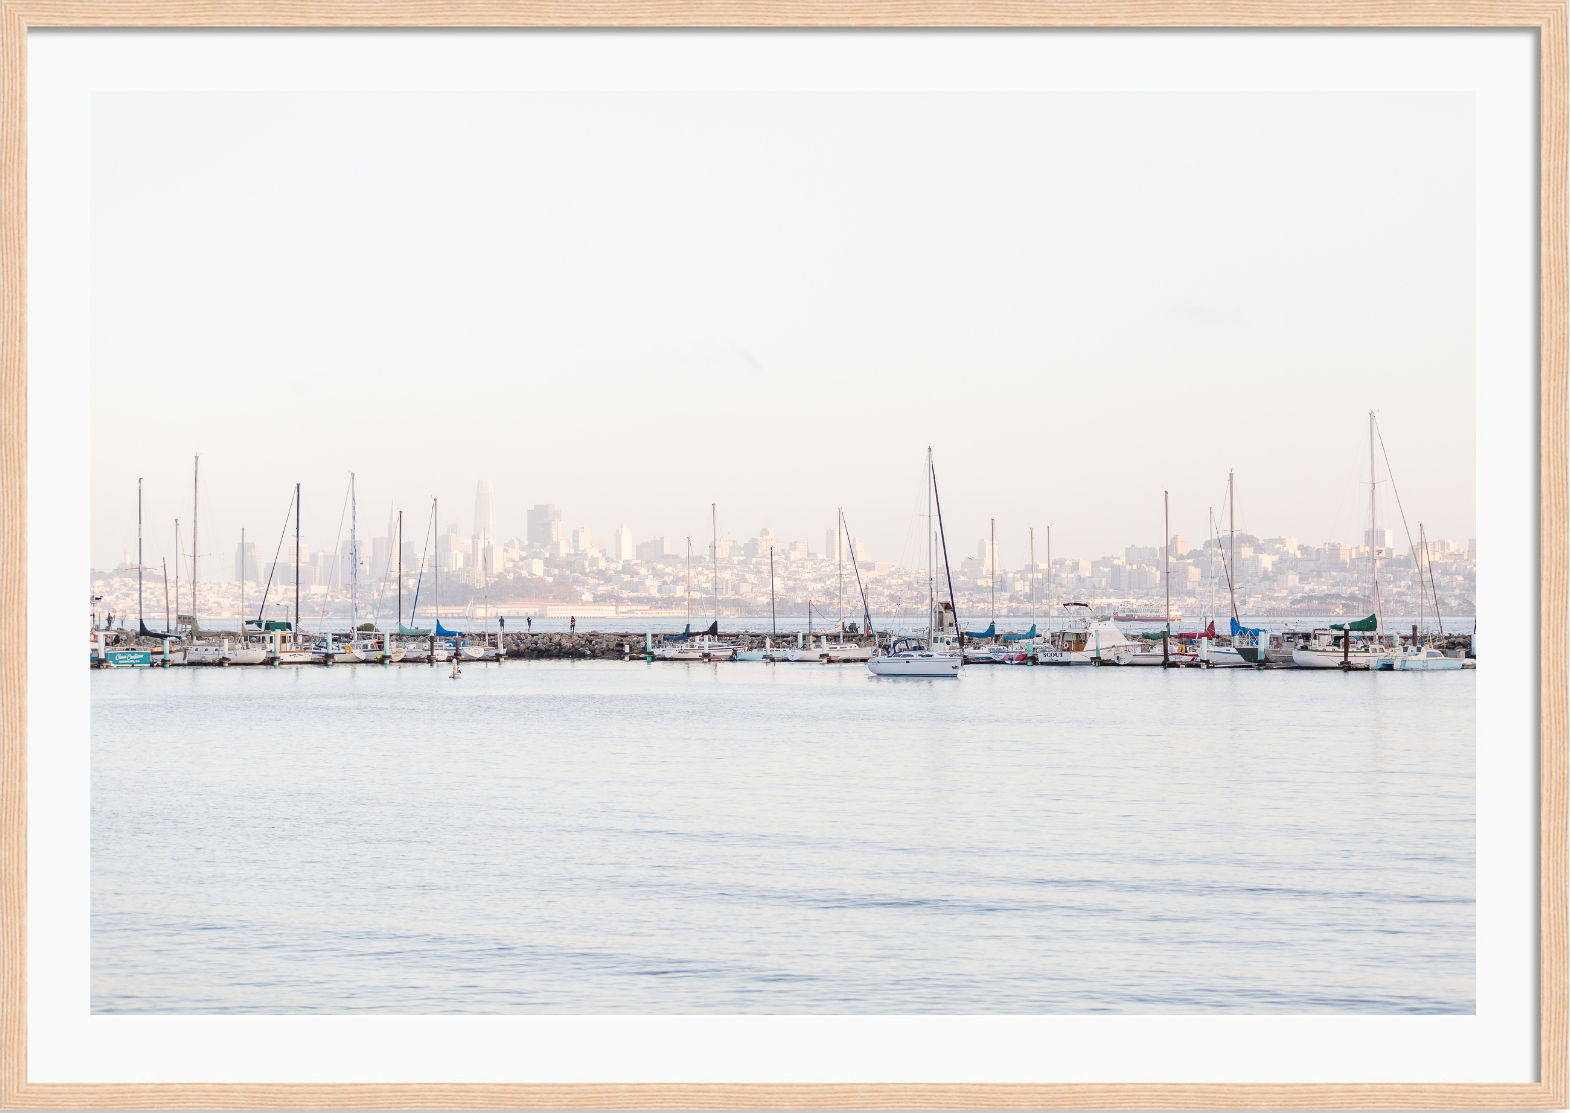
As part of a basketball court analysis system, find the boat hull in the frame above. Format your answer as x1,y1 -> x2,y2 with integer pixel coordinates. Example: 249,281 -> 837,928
1291,648 -> 1386,670
868,654 -> 962,676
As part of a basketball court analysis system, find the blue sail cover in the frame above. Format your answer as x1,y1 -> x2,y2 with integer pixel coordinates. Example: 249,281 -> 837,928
435,621 -> 460,637
1230,617 -> 1264,637
1002,624 -> 1038,642
964,621 -> 996,639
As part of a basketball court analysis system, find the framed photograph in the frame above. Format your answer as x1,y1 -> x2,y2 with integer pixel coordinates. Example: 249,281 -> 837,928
3,1 -> 1565,1107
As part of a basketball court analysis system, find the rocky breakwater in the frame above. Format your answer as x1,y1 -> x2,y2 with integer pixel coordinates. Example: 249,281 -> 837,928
501,632 -> 875,659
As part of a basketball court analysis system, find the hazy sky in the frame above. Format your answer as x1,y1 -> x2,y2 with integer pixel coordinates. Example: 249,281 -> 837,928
92,91 -> 1474,574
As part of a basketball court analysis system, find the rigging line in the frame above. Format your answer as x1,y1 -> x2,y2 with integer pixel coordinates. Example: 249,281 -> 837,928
1423,535 -> 1448,637
317,476 -> 352,635
255,487 -> 296,625
407,502 -> 437,625
1373,416 -> 1422,581
929,456 -> 963,646
1211,505 -> 1238,608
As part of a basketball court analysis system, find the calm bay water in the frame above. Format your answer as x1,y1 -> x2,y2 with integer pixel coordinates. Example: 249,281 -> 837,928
92,661 -> 1474,1014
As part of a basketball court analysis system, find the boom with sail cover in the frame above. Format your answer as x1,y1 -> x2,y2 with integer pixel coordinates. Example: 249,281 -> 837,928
964,621 -> 997,639
1002,624 -> 1038,642
1330,613 -> 1379,632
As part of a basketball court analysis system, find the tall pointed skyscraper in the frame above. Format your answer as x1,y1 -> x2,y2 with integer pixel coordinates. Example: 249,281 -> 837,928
474,480 -> 496,543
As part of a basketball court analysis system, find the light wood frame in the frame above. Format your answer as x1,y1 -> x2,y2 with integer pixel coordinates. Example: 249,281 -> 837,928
1,2 -> 1564,1107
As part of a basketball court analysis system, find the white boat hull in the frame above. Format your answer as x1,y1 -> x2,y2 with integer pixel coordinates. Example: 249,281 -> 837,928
1292,648 -> 1387,670
868,653 -> 962,676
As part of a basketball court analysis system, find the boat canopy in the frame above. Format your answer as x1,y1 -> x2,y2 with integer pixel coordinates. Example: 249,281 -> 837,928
1230,617 -> 1264,637
1001,624 -> 1038,642
244,619 -> 291,631
398,624 -> 431,635
965,621 -> 996,639
1139,626 -> 1172,641
1331,613 -> 1379,632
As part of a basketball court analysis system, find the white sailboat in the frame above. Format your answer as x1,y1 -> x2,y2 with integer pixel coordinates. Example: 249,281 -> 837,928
869,448 -> 963,677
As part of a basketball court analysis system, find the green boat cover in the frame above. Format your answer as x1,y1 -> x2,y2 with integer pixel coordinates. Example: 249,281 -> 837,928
244,619 -> 292,631
1330,614 -> 1378,632
398,624 -> 432,635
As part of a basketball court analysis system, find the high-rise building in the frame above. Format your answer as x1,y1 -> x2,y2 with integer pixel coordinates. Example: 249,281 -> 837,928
711,538 -> 735,561
233,540 -> 259,584
528,504 -> 562,546
826,528 -> 841,563
746,528 -> 779,559
977,538 -> 998,569
614,525 -> 635,561
1364,527 -> 1395,552
636,537 -> 675,562
572,526 -> 593,553
1168,535 -> 1189,557
474,480 -> 496,542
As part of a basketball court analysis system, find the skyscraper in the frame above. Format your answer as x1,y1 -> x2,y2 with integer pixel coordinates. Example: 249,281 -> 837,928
474,480 -> 496,543
528,504 -> 562,546
614,525 -> 635,561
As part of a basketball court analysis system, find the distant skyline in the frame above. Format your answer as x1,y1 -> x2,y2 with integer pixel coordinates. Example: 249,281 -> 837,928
92,91 -> 1475,572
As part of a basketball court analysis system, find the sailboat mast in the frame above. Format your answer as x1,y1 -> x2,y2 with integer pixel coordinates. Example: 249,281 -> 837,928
838,507 -> 844,636
240,527 -> 245,632
1030,527 -> 1036,627
192,455 -> 199,630
990,518 -> 996,628
433,497 -> 439,632
1228,470 -> 1238,621
294,483 -> 301,639
1163,490 -> 1171,666
1046,523 -> 1052,635
711,503 -> 718,625
685,537 -> 692,623
1369,410 -> 1380,632
1418,522 -> 1426,643
927,446 -> 934,644
137,478 -> 143,629
397,510 -> 403,629
174,519 -> 180,632
769,546 -> 776,634
350,472 -> 357,633
162,557 -> 171,634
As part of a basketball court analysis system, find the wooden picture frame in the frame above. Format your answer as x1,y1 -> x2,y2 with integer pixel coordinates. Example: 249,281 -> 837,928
2,2 -> 1564,1107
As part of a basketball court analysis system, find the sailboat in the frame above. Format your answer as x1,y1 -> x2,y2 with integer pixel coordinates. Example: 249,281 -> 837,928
1292,414 -> 1402,669
868,448 -> 962,677
824,509 -> 874,662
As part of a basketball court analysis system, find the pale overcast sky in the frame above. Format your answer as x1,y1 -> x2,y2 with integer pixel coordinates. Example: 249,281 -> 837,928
92,91 -> 1474,573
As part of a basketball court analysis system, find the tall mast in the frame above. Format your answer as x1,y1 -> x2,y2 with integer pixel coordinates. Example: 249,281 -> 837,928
137,478 -> 144,629
433,497 -> 439,631
174,518 -> 180,632
1418,522 -> 1426,643
990,517 -> 996,628
240,526 -> 245,631
711,503 -> 718,625
163,557 -> 171,634
293,484 -> 301,639
927,446 -> 934,644
397,510 -> 403,629
1228,470 -> 1238,621
1030,527 -> 1036,627
1369,410 -> 1379,629
685,537 -> 692,623
350,472 -> 357,633
192,455 -> 199,630
1163,489 -> 1171,666
838,507 -> 844,637
1045,523 -> 1052,635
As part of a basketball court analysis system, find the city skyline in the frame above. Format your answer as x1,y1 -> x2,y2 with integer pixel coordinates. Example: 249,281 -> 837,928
92,90 -> 1475,571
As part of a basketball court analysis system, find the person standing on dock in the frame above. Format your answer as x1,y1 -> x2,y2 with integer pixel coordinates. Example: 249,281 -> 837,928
570,615 -> 577,632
